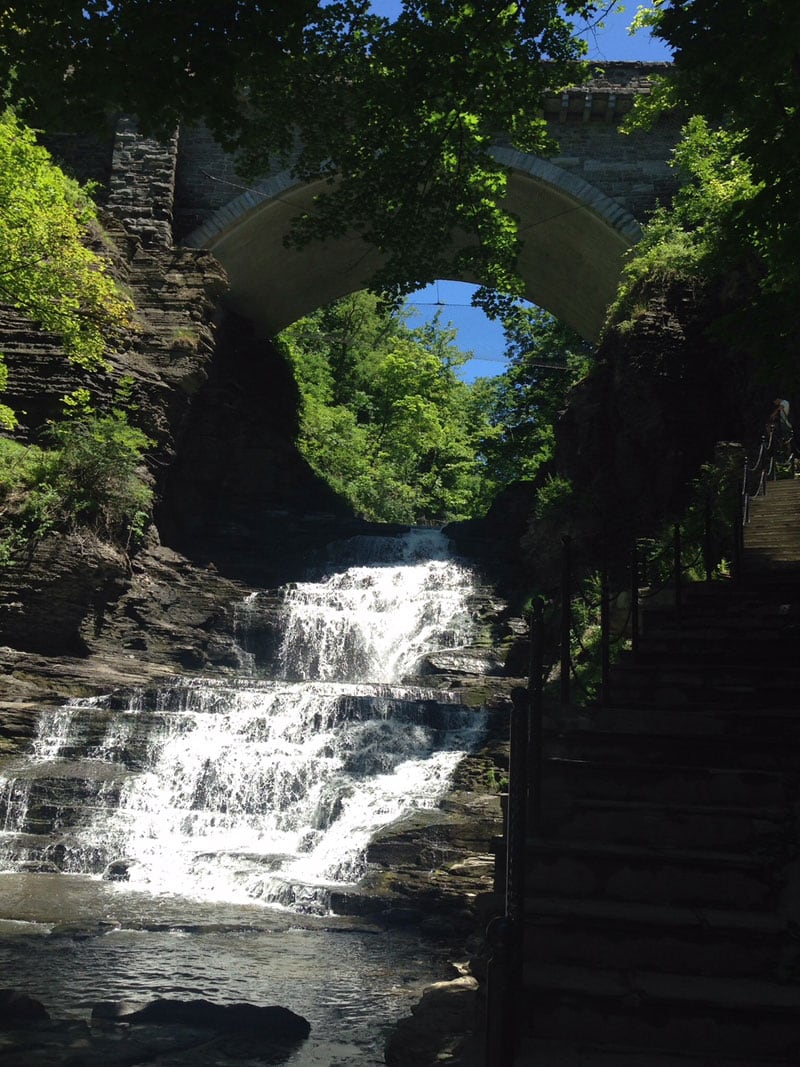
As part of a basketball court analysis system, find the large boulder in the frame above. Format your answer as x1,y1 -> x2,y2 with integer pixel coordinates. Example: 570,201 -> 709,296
101,997 -> 311,1040
0,989 -> 50,1028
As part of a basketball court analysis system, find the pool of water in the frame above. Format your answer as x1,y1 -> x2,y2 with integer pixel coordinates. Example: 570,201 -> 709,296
0,872 -> 458,1066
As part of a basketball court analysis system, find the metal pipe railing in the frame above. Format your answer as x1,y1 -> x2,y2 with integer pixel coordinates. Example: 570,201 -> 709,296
528,598 -> 545,834
559,535 -> 571,707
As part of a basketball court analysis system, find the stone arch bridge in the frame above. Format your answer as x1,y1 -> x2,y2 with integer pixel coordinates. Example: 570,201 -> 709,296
59,62 -> 679,343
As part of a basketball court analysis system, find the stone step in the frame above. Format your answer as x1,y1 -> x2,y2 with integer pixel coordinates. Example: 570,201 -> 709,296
632,638 -> 798,665
514,1037 -> 791,1067
607,660 -> 800,707
526,838 -> 776,910
542,756 -> 792,807
519,963 -> 800,1060
0,761 -> 131,835
524,895 -> 797,980
538,795 -> 788,852
635,614 -> 799,642
551,701 -> 800,743
0,830 -> 111,874
545,725 -> 800,772
643,601 -> 797,624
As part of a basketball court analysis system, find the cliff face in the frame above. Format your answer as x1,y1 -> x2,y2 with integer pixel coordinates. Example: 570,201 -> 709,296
448,273 -> 776,608
0,213 -> 772,695
554,278 -> 767,542
0,218 -> 359,687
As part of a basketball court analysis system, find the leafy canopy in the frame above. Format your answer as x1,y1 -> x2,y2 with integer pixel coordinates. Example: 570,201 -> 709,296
279,291 -> 496,523
625,1 -> 800,367
473,306 -> 592,487
280,291 -> 593,522
0,1 -> 607,306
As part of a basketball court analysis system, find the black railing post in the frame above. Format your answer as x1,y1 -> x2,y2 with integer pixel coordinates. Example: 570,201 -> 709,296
528,597 -> 545,833
600,540 -> 610,704
732,498 -> 743,583
673,523 -> 682,612
506,687 -> 528,925
703,497 -> 714,581
560,535 -> 571,706
484,915 -> 516,1067
484,684 -> 529,1067
483,686 -> 529,1067
630,541 -> 640,659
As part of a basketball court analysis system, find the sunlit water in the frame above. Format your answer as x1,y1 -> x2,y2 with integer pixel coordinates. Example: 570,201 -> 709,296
0,873 -> 457,1065
0,529 -> 488,1063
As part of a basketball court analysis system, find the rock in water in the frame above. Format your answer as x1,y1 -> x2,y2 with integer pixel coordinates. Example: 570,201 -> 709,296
109,998 -> 311,1040
0,989 -> 50,1027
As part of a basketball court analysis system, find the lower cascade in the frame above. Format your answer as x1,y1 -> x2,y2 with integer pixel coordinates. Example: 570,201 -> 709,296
0,528 -> 489,912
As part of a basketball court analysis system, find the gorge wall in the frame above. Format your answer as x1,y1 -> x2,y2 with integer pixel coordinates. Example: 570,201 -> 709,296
0,215 -> 366,680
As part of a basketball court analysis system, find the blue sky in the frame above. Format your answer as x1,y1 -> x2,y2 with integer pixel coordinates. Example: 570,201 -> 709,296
366,2 -> 673,381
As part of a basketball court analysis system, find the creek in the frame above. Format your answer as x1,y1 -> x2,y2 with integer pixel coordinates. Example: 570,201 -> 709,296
0,528 -> 493,1064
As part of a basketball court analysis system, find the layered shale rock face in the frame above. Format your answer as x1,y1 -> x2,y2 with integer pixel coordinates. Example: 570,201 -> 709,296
0,216 -> 360,675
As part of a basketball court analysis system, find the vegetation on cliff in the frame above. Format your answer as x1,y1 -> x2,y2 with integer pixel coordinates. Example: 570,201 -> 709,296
0,112 -> 150,563
625,1 -> 800,375
0,110 -> 132,388
613,116 -> 762,325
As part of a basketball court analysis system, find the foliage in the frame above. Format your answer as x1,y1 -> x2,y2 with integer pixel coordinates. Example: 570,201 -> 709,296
534,473 -> 575,520
279,292 -> 495,523
0,392 -> 154,564
0,353 -> 16,429
472,307 -> 592,487
0,1 -> 603,307
614,115 -> 762,318
625,0 -> 800,371
0,435 -> 60,565
47,409 -> 154,546
0,109 -> 133,368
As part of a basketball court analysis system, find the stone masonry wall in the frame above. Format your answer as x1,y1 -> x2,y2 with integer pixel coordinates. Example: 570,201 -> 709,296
107,117 -> 179,249
550,116 -> 681,222
173,63 -> 680,241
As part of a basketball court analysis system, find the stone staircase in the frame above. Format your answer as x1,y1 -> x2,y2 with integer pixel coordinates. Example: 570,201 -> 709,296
514,478 -> 800,1065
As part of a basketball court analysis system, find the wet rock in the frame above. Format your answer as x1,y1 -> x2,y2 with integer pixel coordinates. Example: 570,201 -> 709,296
0,988 -> 50,1026
384,975 -> 480,1067
380,907 -> 424,927
102,858 -> 133,882
111,997 -> 311,1039
418,648 -> 505,677
49,921 -> 119,940
17,860 -> 60,874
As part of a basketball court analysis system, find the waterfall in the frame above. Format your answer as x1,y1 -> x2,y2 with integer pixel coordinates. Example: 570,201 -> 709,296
0,529 -> 488,912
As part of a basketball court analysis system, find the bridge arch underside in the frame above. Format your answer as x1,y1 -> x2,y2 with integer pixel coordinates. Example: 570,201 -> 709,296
190,159 -> 641,343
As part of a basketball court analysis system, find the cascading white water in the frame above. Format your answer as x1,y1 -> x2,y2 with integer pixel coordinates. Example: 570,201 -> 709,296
0,529 -> 487,912
278,527 -> 474,682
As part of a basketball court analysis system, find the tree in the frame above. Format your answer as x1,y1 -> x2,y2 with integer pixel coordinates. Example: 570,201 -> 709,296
278,292 -> 494,522
0,1 -> 609,306
629,1 -> 800,371
0,108 -> 132,363
473,306 -> 592,488
0,108 -> 133,426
